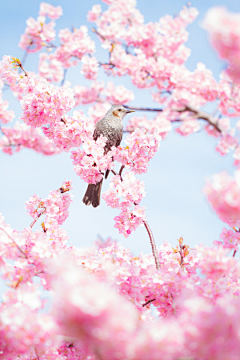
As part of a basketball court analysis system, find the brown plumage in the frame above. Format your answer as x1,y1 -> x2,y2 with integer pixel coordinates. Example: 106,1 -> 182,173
82,105 -> 134,208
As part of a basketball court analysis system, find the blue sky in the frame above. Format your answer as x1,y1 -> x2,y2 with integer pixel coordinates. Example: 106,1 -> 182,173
0,0 -> 240,260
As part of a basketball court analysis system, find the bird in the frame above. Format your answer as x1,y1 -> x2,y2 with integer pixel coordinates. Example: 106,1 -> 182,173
83,104 -> 135,208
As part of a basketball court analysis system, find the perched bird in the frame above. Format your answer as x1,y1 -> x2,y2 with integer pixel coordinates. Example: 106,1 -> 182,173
83,104 -> 134,208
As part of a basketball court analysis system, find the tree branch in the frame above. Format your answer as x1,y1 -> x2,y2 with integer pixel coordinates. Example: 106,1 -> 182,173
143,220 -> 160,270
60,69 -> 67,87
142,298 -> 156,307
91,28 -> 107,41
173,104 -> 221,133
124,105 -> 163,112
123,104 -> 222,133
21,50 -> 28,67
30,207 -> 46,229
0,227 -> 27,258
119,165 -> 125,181
110,166 -> 160,270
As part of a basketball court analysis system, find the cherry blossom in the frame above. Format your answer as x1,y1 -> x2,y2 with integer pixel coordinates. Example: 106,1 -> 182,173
1,1 -> 240,359
204,171 -> 240,226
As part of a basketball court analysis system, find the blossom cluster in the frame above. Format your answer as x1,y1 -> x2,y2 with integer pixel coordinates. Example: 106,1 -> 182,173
204,171 -> 240,226
0,56 -> 75,128
19,3 -> 62,53
115,128 -> 162,174
71,136 -> 116,184
1,2 -> 240,359
0,121 -> 60,155
74,81 -> 134,107
56,26 -> 96,68
214,227 -> 240,251
26,180 -> 73,228
204,7 -> 240,82
0,79 -> 14,125
103,171 -> 146,237
20,76 -> 75,128
43,110 -> 94,151
1,197 -> 240,360
38,52 -> 64,83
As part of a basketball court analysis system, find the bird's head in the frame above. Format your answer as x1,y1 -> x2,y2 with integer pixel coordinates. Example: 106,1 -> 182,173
108,104 -> 135,120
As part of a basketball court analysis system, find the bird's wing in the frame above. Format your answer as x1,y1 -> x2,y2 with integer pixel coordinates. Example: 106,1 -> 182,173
115,131 -> 123,147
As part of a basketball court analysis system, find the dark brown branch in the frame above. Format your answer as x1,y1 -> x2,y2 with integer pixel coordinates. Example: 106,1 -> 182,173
143,220 -> 160,270
179,244 -> 184,268
142,298 -> 156,307
19,64 -> 28,77
119,165 -> 125,181
233,250 -> 237,257
123,104 -> 222,133
0,227 -> 27,258
173,104 -> 221,133
124,105 -> 163,112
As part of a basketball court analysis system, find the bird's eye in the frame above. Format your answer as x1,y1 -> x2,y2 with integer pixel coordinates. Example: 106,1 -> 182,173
118,109 -> 122,112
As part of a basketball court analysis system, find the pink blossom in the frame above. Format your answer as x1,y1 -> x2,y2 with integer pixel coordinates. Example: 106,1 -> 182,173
175,119 -> 200,136
20,75 -> 75,127
56,26 -> 95,68
204,7 -> 240,81
105,82 -> 134,104
43,110 -> 94,151
74,82 -> 104,106
115,128 -> 161,174
214,227 -> 240,251
19,16 -> 56,53
81,55 -> 99,80
0,122 -> 60,155
71,136 -> 116,184
87,4 -> 102,22
26,180 -> 73,226
39,3 -> 63,19
204,171 -> 240,226
0,302 -> 56,357
50,255 -> 139,359
38,53 -> 64,83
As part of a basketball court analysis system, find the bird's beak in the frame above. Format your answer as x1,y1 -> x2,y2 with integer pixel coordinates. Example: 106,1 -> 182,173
125,110 -> 135,114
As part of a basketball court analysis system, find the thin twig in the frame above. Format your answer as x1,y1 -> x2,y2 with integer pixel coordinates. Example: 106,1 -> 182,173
21,50 -> 28,67
123,104 -> 222,133
92,28 -> 107,41
143,220 -> 160,270
60,69 -> 67,87
142,298 -> 156,307
0,227 -> 27,258
30,207 -> 46,229
111,166 -> 160,270
111,169 -> 118,176
179,244 -> 184,268
119,165 -> 125,181
99,62 -> 116,68
124,105 -> 163,112
233,250 -> 237,257
19,63 -> 28,77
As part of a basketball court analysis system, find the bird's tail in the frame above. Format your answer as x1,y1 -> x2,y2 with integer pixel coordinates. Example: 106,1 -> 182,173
82,179 -> 103,208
